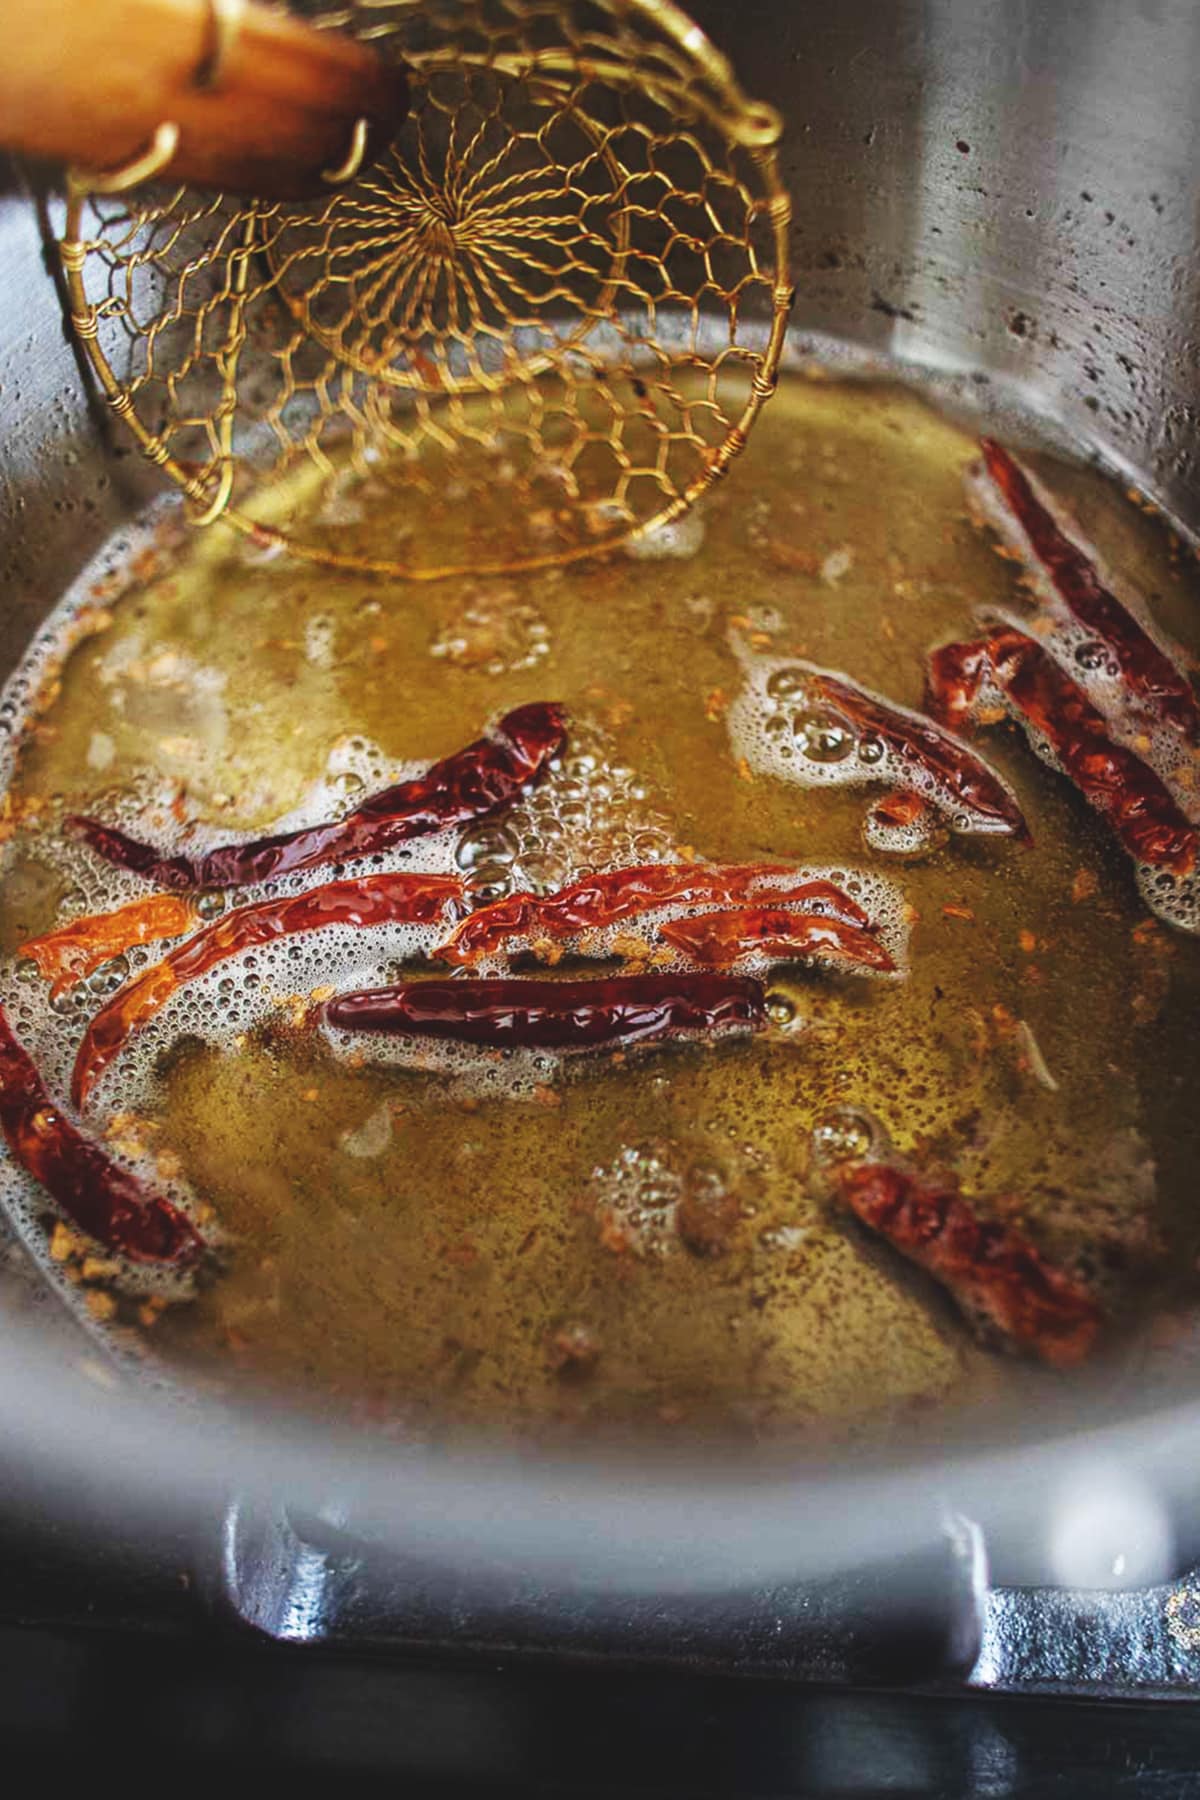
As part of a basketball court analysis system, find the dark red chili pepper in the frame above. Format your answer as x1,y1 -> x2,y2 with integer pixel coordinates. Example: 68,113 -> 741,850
67,702 -> 567,891
802,665 -> 1030,840
659,907 -> 897,973
978,439 -> 1200,745
436,863 -> 871,967
927,626 -> 1198,876
72,870 -> 465,1107
326,972 -> 767,1051
829,1155 -> 1103,1368
0,1006 -> 202,1266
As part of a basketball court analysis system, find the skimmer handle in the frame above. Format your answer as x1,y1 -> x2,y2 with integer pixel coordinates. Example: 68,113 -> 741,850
0,0 -> 409,199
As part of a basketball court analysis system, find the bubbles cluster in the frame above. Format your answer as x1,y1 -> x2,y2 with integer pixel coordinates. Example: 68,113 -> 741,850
1136,861 -> 1200,934
725,636 -> 1016,852
428,582 -> 551,676
0,506 -> 180,802
455,719 -> 677,905
82,915 -> 454,1119
588,1141 -> 745,1260
588,1142 -> 686,1259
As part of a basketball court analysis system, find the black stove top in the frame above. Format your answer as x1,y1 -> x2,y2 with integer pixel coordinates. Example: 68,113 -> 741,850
5,1497 -> 1200,1791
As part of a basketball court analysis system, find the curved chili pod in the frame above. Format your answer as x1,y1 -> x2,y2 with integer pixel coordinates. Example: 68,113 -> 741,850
659,907 -> 897,973
829,1155 -> 1103,1368
977,439 -> 1200,745
727,643 -> 1029,844
327,972 -> 767,1052
436,863 -> 871,967
803,666 -> 1030,840
20,894 -> 199,998
0,1006 -> 202,1266
927,626 -> 1198,877
71,870 -> 466,1108
67,702 -> 567,891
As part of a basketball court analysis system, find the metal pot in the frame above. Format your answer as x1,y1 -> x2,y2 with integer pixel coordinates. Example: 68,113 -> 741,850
1,0 -> 1198,1646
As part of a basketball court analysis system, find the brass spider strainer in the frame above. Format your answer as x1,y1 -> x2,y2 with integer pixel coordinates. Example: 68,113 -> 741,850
60,0 -> 792,579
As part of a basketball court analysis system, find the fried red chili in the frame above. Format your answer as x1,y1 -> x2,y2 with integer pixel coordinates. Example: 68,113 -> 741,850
0,1006 -> 202,1265
928,625 -> 1198,876
20,894 -> 199,998
977,438 -> 1200,745
436,863 -> 872,966
829,1155 -> 1103,1368
658,906 -> 897,973
801,664 -> 1030,839
71,870 -> 466,1107
67,702 -> 566,890
326,972 -> 767,1051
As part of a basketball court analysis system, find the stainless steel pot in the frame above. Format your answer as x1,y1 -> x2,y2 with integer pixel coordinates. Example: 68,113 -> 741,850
1,0 -> 1199,1622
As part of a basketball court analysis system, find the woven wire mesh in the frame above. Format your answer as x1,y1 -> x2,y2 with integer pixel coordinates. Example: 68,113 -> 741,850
60,0 -> 792,578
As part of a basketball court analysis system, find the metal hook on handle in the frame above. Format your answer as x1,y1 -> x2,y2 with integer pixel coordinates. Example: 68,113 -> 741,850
67,121 -> 181,198
321,117 -> 370,186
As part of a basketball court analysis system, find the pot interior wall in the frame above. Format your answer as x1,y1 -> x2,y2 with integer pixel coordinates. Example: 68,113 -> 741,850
3,0 -> 1199,675
0,0 -> 1197,1562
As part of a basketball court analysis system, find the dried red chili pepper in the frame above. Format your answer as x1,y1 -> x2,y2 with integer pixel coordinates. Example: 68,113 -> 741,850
71,870 -> 465,1107
436,863 -> 871,967
659,907 -> 897,973
826,1149 -> 1103,1368
927,625 -> 1198,877
67,702 -> 567,891
727,645 -> 1029,844
326,972 -> 767,1051
976,439 -> 1200,745
801,665 -> 1030,839
0,1006 -> 202,1265
20,894 -> 199,998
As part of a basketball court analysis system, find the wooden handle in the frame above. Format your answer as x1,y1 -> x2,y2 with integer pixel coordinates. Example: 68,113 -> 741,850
0,0 -> 409,199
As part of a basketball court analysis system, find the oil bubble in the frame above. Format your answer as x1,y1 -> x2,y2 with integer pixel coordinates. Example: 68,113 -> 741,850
793,708 -> 856,763
811,1106 -> 877,1164
456,824 -> 518,871
49,987 -> 85,1017
517,852 -> 568,895
766,992 -> 797,1026
1074,641 -> 1108,671
467,865 -> 513,902
766,666 -> 808,702
86,955 -> 130,996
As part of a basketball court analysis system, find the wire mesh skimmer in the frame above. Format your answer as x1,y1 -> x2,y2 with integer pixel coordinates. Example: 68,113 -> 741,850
60,0 -> 793,579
